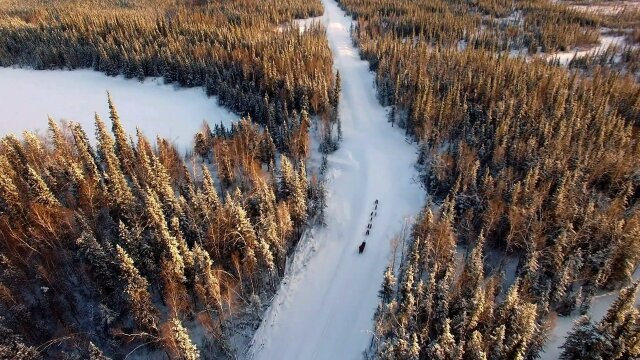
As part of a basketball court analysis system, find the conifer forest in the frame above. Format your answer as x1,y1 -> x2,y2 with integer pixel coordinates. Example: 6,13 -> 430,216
0,0 -> 639,359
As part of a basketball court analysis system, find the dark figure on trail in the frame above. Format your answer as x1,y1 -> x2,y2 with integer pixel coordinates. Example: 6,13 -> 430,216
375,199 -> 378,204
375,204 -> 377,210
359,241 -> 366,253
370,211 -> 374,217
368,223 -> 372,229
366,229 -> 370,236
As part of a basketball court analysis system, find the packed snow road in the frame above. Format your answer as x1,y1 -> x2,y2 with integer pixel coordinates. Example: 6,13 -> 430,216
248,0 -> 425,359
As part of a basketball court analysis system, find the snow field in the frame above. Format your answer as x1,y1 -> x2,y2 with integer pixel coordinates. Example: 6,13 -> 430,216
0,67 -> 238,150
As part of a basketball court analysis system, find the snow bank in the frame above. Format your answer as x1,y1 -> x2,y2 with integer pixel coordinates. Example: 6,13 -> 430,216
248,1 -> 425,359
0,67 -> 238,150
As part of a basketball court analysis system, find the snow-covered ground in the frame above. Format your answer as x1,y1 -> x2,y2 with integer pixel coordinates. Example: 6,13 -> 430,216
567,1 -> 640,15
0,67 -> 238,150
542,34 -> 628,65
248,0 -> 425,359
277,16 -> 323,33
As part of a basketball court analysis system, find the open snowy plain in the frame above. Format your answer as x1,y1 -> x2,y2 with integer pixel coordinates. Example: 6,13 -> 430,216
0,67 -> 237,149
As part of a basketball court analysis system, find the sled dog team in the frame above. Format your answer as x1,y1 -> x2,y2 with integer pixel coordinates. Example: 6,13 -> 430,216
359,199 -> 378,254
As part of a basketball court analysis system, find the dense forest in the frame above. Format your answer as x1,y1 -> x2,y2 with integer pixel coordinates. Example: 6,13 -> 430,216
0,0 -> 342,151
1,0 -> 640,358
0,98 -> 328,358
0,0 -> 343,358
336,0 -> 640,358
343,0 -> 640,79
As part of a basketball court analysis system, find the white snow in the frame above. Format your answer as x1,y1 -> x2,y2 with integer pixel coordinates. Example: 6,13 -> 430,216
277,16 -> 324,33
248,1 -> 425,359
0,67 -> 238,150
567,1 -> 640,15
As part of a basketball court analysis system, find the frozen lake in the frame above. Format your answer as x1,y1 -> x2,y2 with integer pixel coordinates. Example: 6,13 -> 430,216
0,67 -> 238,150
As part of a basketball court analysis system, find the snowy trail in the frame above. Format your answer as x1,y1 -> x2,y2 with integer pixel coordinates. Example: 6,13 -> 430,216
248,1 -> 425,359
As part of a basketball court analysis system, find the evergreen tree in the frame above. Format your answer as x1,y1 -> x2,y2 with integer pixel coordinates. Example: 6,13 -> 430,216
466,330 -> 487,360
71,122 -> 102,187
200,164 -> 221,212
0,317 -> 38,360
95,114 -> 133,214
599,281 -> 639,331
427,318 -> 457,360
259,129 -> 277,168
48,116 -> 69,156
25,165 -> 59,207
278,154 -> 296,200
560,316 -> 608,360
0,164 -> 20,217
192,243 -> 223,315
290,161 -> 308,225
488,325 -> 507,360
380,265 -> 397,303
115,245 -> 158,332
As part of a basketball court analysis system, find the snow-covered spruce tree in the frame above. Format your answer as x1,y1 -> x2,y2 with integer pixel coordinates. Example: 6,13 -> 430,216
466,330 -> 488,360
599,281 -> 639,332
25,164 -> 60,207
596,281 -> 640,359
149,147 -> 182,218
192,243 -> 223,316
214,141 -> 234,188
107,94 -> 135,176
144,188 -> 189,315
164,317 -> 200,360
95,113 -> 133,215
496,281 -> 539,358
559,316 -> 607,360
47,116 -> 69,156
0,160 -> 20,217
70,122 -> 102,188
200,164 -> 221,212
379,265 -> 396,304
76,231 -> 119,298
278,154 -> 296,200
425,318 -> 458,360
291,160 -> 308,225
194,131 -> 210,161
258,210 -> 285,272
171,217 -> 194,278
259,129 -> 277,169
22,129 -> 46,166
115,245 -> 159,333
432,261 -> 454,335
399,263 -> 417,330
454,232 -> 486,333
0,317 -> 38,360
